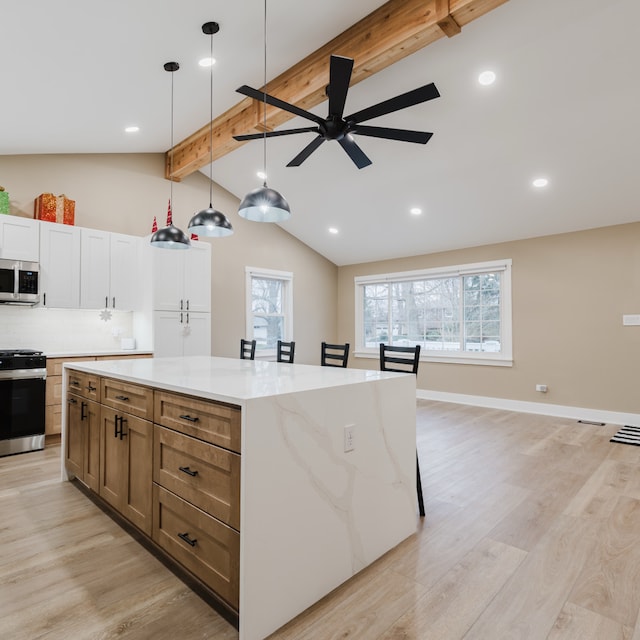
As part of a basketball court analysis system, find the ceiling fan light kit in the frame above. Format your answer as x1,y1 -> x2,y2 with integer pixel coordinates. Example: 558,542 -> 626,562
151,61 -> 191,250
238,0 -> 291,224
234,54 -> 440,169
188,21 -> 234,238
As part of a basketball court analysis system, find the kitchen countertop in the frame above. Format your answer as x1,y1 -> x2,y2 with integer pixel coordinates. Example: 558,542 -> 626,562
45,349 -> 153,358
63,355 -> 403,405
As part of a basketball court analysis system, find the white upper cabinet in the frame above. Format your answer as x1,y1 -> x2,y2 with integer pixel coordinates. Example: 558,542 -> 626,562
110,232 -> 139,311
39,221 -> 81,308
151,240 -> 211,312
80,229 -> 140,310
0,216 -> 39,261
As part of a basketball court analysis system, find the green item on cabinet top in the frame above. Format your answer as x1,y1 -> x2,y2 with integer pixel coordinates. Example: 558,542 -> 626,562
0,190 -> 9,215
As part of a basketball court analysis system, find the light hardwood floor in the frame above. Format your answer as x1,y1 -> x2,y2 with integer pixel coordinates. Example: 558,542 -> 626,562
2,400 -> 639,639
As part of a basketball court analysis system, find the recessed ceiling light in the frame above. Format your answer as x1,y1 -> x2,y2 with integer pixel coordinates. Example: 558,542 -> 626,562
257,171 -> 267,180
328,227 -> 339,234
410,207 -> 422,215
124,126 -> 139,133
478,70 -> 496,86
199,57 -> 216,67
532,177 -> 549,188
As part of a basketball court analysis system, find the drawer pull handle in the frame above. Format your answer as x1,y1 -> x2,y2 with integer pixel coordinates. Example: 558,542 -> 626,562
87,384 -> 96,392
178,532 -> 197,547
179,414 -> 199,423
179,466 -> 198,477
68,397 -> 78,404
115,395 -> 129,402
70,380 -> 81,387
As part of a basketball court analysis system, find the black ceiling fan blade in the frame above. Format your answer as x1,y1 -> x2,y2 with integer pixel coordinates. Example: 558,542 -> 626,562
346,82 -> 440,124
338,136 -> 372,169
350,124 -> 433,144
328,55 -> 354,118
237,85 -> 325,126
287,135 -> 326,167
233,127 -> 320,142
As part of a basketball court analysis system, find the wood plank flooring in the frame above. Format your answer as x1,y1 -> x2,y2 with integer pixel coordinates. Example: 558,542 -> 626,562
2,400 -> 639,639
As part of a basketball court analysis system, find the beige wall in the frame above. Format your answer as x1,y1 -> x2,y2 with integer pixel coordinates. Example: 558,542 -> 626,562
0,154 -> 338,364
338,223 -> 640,414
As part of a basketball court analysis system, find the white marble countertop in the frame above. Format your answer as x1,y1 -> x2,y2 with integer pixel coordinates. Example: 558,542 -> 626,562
63,355 -> 408,405
45,349 -> 153,358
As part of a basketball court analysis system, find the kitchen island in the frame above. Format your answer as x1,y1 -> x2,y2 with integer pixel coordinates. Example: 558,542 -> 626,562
61,356 -> 418,640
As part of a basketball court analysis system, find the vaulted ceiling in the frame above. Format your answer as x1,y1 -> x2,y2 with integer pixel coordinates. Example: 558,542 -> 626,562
3,0 -> 640,265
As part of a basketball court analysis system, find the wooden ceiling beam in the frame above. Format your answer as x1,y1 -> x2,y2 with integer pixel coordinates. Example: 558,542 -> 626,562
167,0 -> 509,181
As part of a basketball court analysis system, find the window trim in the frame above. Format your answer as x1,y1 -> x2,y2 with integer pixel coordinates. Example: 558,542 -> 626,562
245,266 -> 293,359
354,259 -> 512,367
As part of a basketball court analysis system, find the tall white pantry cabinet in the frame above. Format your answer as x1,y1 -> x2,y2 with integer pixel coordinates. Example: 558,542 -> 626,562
144,240 -> 212,357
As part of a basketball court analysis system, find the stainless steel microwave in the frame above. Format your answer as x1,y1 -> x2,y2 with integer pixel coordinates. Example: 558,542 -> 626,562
0,259 -> 40,304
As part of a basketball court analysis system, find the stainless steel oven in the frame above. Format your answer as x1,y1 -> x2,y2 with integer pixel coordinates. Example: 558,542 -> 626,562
0,350 -> 46,457
0,259 -> 40,304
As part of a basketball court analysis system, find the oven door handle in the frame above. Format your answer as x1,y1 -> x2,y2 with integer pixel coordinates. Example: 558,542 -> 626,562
0,368 -> 46,380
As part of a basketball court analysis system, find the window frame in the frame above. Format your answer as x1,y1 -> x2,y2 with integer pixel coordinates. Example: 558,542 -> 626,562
245,266 -> 293,359
354,259 -> 513,366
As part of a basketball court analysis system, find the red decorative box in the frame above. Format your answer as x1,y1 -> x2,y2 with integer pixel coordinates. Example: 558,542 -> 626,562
34,193 -> 75,225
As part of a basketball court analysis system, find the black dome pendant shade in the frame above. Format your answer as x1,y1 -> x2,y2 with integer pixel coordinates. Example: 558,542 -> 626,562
151,61 -> 191,250
238,186 -> 290,222
188,22 -> 233,238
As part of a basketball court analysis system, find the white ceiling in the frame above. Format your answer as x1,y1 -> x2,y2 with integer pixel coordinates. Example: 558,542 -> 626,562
3,0 -> 639,266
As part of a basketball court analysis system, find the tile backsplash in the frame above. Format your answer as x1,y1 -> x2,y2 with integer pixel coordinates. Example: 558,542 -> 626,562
0,306 -> 134,354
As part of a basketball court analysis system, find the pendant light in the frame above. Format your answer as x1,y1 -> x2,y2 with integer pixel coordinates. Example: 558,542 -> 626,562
151,62 -> 191,249
238,0 -> 291,223
188,22 -> 233,237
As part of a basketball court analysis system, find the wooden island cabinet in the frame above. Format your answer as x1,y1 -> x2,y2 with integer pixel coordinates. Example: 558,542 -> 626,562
62,356 -> 417,640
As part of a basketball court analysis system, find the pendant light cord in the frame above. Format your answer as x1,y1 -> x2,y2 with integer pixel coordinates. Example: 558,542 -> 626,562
262,0 -> 268,188
170,68 -> 175,219
209,29 -> 214,207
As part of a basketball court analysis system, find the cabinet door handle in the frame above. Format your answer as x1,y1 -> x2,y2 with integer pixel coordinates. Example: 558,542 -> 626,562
119,417 -> 127,440
178,532 -> 197,547
105,296 -> 108,308
87,383 -> 96,392
186,312 -> 189,324
180,299 -> 184,310
180,312 -> 183,324
179,414 -> 199,423
179,466 -> 198,477
81,401 -> 87,421
114,414 -> 119,438
115,395 -> 129,402
43,292 -> 46,306
68,397 -> 77,404
112,296 -> 115,308
186,300 -> 190,311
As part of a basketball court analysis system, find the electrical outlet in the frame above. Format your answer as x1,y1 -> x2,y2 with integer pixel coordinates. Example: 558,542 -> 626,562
344,424 -> 355,452
536,384 -> 548,393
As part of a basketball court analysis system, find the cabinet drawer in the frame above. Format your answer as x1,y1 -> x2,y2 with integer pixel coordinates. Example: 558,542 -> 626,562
153,484 -> 239,610
66,371 -> 101,402
102,377 -> 153,420
47,356 -> 96,377
154,391 -> 241,453
154,425 -> 240,530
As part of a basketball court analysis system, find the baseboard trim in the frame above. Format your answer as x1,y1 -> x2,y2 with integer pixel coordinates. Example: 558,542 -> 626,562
416,389 -> 640,427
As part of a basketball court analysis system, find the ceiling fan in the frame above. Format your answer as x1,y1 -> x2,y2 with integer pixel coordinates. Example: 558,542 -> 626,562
233,54 -> 440,169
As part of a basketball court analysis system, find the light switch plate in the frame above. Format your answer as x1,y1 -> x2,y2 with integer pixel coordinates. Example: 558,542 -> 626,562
623,314 -> 640,326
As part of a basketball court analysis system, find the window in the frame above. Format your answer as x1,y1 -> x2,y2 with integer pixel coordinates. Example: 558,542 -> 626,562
246,267 -> 293,356
355,260 -> 512,366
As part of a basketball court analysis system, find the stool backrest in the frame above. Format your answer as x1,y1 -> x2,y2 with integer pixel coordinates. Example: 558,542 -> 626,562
321,342 -> 350,368
379,343 -> 421,374
277,340 -> 295,363
240,339 -> 256,360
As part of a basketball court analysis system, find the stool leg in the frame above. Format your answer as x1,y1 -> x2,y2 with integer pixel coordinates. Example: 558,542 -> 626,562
416,454 -> 425,517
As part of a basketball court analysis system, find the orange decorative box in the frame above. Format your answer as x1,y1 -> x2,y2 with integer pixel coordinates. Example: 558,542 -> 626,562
34,193 -> 75,225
